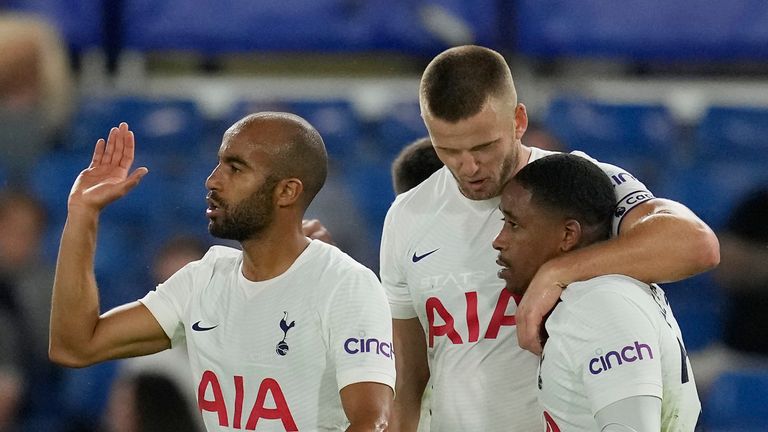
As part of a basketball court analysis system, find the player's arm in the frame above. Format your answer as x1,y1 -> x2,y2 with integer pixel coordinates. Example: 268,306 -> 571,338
595,395 -> 662,432
49,123 -> 169,368
340,382 -> 393,432
391,318 -> 430,432
518,197 -> 719,353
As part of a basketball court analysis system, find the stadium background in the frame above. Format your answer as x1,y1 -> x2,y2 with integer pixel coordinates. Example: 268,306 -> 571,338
2,0 -> 768,430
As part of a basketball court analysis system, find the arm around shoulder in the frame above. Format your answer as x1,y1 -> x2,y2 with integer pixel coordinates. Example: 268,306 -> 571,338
615,198 -> 720,282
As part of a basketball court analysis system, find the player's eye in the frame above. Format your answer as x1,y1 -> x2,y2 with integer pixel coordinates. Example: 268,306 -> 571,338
501,217 -> 518,228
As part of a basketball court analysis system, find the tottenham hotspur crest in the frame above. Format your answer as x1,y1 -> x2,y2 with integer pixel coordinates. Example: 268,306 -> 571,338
275,311 -> 296,356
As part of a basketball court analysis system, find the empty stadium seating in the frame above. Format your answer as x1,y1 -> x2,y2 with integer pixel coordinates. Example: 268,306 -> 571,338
5,0 -> 103,52
65,96 -> 205,154
515,0 -> 768,60
702,369 -> 768,431
695,105 -> 768,164
545,97 -> 680,190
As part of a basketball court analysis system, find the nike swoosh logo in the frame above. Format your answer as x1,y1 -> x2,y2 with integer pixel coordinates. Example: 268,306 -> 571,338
412,248 -> 439,263
192,321 -> 218,331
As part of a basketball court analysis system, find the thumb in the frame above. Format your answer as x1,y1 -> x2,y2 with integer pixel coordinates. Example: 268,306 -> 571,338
121,167 -> 149,193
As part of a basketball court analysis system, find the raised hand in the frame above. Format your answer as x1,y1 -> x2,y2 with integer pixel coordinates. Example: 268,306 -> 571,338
68,122 -> 148,213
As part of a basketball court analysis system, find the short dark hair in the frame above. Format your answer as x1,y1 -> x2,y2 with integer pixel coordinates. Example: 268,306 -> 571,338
391,137 -> 444,194
514,154 -> 615,244
235,112 -> 328,210
420,45 -> 515,122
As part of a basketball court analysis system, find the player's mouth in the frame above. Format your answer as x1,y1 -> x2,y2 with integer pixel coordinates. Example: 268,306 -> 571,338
496,257 -> 512,280
465,178 -> 489,192
206,195 -> 224,218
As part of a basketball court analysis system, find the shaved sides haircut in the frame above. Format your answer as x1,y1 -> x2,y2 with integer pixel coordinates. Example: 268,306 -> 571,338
420,45 -> 517,122
514,153 -> 615,245
233,112 -> 328,210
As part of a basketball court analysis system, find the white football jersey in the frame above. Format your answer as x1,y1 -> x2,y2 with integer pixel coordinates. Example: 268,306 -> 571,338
141,240 -> 395,431
380,147 -> 654,431
538,275 -> 700,431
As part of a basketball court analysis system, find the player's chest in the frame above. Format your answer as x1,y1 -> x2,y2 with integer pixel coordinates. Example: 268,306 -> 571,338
187,283 -> 327,371
406,212 -> 510,304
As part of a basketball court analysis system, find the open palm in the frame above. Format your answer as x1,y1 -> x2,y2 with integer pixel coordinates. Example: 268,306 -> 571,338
68,122 -> 148,212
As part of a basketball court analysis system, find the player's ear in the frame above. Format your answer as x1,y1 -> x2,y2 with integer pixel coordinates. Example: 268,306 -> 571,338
560,219 -> 582,252
514,103 -> 528,140
274,178 -> 303,208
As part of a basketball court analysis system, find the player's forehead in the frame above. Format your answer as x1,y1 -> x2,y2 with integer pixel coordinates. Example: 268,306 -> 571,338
500,180 -> 531,214
218,131 -> 273,167
425,105 -> 509,151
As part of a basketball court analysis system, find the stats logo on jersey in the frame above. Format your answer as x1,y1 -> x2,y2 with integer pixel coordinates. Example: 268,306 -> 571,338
588,341 -> 654,375
275,312 -> 296,356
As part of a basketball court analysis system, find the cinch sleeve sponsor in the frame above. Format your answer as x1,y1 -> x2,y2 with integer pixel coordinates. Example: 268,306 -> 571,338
380,201 -> 418,319
325,269 -> 396,392
563,288 -> 663,415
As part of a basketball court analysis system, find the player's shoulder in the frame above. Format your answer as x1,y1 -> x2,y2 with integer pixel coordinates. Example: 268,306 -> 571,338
192,244 -> 241,269
562,275 -> 650,310
305,240 -> 380,284
200,244 -> 240,262
549,275 -> 653,334
389,166 -> 451,215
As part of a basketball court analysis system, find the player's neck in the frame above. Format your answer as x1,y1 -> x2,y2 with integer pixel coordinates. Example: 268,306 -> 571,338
515,145 -> 533,175
239,227 -> 311,282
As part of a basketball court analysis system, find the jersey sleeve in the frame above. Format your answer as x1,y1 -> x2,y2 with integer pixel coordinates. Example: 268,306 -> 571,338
380,200 -> 418,319
559,289 -> 663,416
139,249 -> 213,348
323,267 -> 396,393
571,151 -> 655,236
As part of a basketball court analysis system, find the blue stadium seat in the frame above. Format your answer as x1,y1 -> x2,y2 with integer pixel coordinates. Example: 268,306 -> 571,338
227,99 -> 362,163
6,0 -> 103,52
545,97 -> 680,189
59,361 -> 119,428
695,106 -> 768,164
702,369 -> 768,431
369,0 -> 501,52
122,0 -> 376,53
663,274 -> 724,353
65,96 -> 205,154
658,161 -> 768,231
29,150 -> 92,222
515,0 -> 768,61
121,0 -> 498,54
347,162 -> 395,230
373,101 -> 429,161
288,100 -> 363,163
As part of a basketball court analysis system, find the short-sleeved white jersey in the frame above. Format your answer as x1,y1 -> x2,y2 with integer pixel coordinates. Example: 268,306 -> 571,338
538,275 -> 700,431
140,240 -> 395,431
380,147 -> 654,431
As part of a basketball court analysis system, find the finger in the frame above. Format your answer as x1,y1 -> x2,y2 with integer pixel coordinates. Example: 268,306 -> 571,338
104,127 -> 118,166
119,129 -> 136,170
110,122 -> 128,166
89,138 -> 106,168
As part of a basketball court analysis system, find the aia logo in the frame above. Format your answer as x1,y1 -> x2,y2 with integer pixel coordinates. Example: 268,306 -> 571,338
543,411 -> 561,431
275,312 -> 296,356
